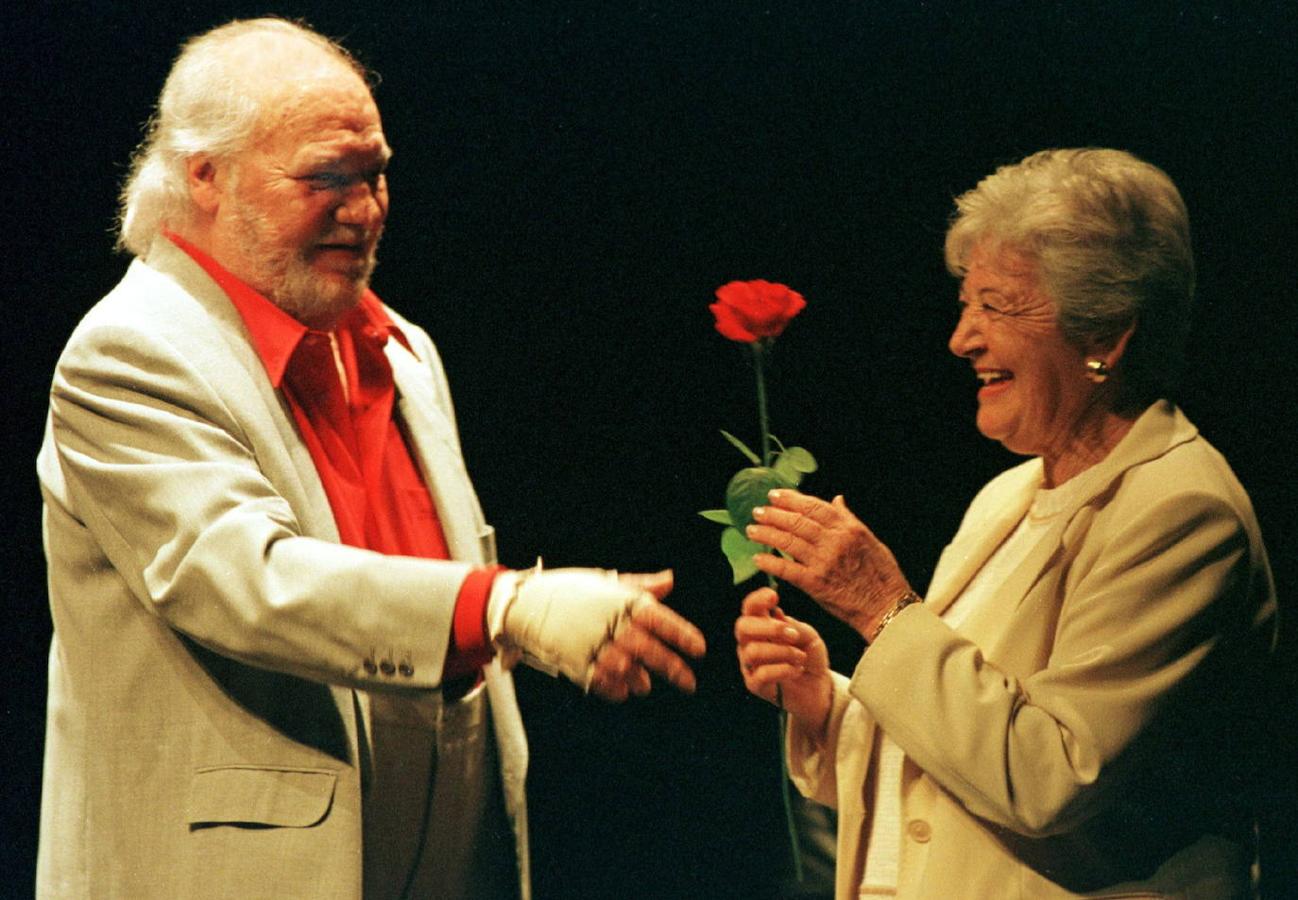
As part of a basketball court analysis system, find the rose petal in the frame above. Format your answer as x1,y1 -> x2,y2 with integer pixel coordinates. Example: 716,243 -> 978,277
710,300 -> 759,342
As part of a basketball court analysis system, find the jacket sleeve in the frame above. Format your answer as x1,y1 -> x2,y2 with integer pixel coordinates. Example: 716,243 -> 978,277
786,671 -> 861,808
850,488 -> 1270,837
45,314 -> 471,691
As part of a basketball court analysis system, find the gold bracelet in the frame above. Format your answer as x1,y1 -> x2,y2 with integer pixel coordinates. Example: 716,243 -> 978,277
869,589 -> 922,644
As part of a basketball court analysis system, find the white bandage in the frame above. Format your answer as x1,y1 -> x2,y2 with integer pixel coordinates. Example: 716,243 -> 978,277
487,560 -> 652,690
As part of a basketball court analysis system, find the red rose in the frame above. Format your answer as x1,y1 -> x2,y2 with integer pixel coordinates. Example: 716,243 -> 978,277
709,279 -> 806,342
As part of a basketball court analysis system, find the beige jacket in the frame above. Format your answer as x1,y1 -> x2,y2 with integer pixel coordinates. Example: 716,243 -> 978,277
789,401 -> 1276,899
37,239 -> 530,898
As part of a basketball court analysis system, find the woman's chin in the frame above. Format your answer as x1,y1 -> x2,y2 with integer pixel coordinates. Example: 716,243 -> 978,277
975,413 -> 1032,456
974,408 -> 1006,442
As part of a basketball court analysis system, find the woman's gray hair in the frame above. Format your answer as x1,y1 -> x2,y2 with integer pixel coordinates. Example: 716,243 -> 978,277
116,18 -> 369,257
944,148 -> 1195,409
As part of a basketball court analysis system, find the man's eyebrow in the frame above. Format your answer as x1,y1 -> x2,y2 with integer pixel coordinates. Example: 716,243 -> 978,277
299,146 -> 392,171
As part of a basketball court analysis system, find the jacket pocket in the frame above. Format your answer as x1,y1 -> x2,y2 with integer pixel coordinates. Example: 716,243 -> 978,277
187,764 -> 337,828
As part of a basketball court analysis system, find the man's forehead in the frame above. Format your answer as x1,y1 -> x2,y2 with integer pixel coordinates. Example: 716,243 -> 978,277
252,76 -> 389,159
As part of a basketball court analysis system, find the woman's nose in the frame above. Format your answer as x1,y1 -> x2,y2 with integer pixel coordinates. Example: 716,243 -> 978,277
948,306 -> 984,358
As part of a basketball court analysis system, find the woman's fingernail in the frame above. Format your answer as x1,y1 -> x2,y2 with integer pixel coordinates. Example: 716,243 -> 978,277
752,506 -> 765,519
784,626 -> 799,640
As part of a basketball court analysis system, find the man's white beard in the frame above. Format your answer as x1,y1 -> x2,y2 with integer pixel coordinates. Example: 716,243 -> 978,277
230,199 -> 379,329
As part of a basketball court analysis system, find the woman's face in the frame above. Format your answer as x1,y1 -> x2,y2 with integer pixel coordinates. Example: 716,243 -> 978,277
948,245 -> 1101,465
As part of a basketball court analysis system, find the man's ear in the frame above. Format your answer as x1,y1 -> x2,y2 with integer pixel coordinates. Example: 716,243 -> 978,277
186,156 -> 223,215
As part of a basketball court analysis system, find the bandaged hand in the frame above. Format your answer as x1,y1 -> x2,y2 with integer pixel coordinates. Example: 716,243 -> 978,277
488,565 -> 706,701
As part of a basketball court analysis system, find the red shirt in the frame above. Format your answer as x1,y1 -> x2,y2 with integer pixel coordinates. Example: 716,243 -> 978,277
168,233 -> 494,679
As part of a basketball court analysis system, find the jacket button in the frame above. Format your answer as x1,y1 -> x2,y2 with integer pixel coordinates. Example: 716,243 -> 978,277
906,819 -> 932,843
363,659 -> 378,675
398,662 -> 414,677
379,660 -> 396,676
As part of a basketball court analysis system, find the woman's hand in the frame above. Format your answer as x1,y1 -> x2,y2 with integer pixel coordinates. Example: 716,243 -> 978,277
735,587 -> 833,738
747,489 -> 911,640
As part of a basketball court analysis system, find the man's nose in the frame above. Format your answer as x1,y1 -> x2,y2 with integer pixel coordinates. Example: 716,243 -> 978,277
335,182 -> 385,227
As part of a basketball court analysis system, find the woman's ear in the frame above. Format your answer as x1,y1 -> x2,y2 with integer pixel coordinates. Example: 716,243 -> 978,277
1094,321 -> 1136,371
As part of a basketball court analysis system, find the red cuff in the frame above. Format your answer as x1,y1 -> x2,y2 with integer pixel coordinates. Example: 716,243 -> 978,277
443,565 -> 504,680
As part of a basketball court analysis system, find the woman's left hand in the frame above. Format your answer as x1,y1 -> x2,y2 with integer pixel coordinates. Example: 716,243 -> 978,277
747,489 -> 912,639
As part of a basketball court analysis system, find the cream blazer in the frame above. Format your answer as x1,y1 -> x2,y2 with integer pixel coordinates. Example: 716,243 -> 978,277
37,239 -> 530,899
788,401 -> 1276,899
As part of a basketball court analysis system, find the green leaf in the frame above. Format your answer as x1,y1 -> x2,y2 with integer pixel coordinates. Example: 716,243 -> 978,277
781,446 -> 818,473
698,509 -> 733,525
772,457 -> 803,487
719,430 -> 762,466
725,466 -> 793,531
721,527 -> 765,584
773,446 -> 818,484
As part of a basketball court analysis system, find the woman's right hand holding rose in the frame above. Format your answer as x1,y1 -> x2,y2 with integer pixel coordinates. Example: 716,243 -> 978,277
735,587 -> 833,740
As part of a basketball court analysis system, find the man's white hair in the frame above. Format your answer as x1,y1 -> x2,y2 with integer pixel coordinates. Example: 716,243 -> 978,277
116,17 -> 368,257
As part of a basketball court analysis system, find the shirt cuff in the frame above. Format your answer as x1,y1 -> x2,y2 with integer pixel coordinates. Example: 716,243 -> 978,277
444,564 -> 504,680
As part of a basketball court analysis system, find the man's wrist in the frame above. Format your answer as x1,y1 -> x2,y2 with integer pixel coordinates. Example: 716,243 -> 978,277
486,559 -> 542,648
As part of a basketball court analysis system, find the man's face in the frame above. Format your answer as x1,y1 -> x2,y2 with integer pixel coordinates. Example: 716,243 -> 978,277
213,67 -> 391,328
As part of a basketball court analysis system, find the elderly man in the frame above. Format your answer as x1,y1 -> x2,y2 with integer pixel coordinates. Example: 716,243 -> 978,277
37,17 -> 704,900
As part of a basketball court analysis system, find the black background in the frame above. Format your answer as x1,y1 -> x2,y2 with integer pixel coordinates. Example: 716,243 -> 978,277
4,2 -> 1296,897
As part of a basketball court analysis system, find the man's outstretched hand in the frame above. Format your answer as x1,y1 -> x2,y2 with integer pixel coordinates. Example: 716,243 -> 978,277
588,571 -> 707,701
489,567 -> 706,700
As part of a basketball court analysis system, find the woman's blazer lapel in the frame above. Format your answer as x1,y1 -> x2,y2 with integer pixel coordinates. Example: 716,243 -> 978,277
924,459 -> 1042,618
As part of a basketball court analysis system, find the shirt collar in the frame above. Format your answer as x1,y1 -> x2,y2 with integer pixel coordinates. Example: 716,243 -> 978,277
165,231 -> 411,386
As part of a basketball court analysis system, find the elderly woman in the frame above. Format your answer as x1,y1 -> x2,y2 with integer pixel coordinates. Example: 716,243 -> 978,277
735,149 -> 1276,898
